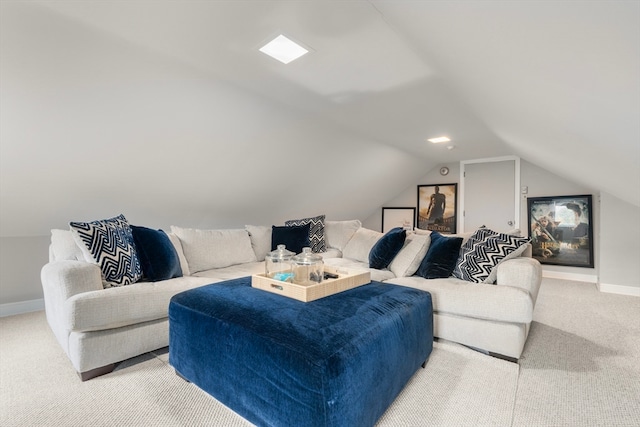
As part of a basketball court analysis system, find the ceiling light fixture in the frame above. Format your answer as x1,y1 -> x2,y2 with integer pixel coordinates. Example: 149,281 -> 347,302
427,136 -> 451,144
259,34 -> 308,64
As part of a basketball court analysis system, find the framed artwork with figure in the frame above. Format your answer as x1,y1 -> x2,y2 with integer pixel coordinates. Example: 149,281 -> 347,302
381,207 -> 415,233
527,194 -> 594,268
417,183 -> 457,234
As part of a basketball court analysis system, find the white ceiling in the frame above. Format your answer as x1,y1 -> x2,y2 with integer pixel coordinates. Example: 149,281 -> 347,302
1,0 -> 638,235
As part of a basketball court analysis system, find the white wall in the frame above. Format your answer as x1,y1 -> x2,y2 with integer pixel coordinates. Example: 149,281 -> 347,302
366,158 -> 640,294
363,163 -> 461,231
599,192 -> 640,294
0,2 -> 431,307
0,236 -> 49,304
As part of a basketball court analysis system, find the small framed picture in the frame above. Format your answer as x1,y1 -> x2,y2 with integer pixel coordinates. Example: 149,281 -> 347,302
417,183 -> 458,234
527,194 -> 594,268
381,207 -> 416,233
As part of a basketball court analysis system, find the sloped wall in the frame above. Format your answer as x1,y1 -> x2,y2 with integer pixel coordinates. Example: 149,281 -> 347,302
0,3 -> 431,307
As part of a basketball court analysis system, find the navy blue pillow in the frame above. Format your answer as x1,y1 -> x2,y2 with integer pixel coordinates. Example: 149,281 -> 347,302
271,224 -> 311,254
130,225 -> 182,281
369,227 -> 407,270
415,232 -> 463,279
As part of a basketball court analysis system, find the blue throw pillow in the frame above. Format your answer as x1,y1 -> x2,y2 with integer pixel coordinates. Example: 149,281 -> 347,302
130,225 -> 183,281
415,232 -> 463,279
271,224 -> 311,254
369,227 -> 407,270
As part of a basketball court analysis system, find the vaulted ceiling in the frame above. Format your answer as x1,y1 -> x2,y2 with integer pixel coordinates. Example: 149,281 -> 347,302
1,1 -> 638,236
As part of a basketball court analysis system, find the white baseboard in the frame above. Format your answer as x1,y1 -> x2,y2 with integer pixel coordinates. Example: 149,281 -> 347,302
542,270 -> 598,283
598,283 -> 640,297
0,299 -> 45,317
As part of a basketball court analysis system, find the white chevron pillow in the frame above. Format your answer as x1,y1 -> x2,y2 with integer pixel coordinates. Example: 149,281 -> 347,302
285,214 -> 326,253
69,214 -> 142,288
454,228 -> 530,284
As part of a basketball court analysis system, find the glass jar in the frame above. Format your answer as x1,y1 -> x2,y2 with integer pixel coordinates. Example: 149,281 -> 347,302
265,244 -> 294,282
292,247 -> 324,286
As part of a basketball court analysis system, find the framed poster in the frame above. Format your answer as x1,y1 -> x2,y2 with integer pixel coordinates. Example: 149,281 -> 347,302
527,195 -> 594,268
381,207 -> 415,233
417,183 -> 457,234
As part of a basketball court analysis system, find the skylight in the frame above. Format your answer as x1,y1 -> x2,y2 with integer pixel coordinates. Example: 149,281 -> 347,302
259,35 -> 308,64
427,136 -> 451,144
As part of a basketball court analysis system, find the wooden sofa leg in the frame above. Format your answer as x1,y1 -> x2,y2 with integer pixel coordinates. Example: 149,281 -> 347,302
79,363 -> 117,381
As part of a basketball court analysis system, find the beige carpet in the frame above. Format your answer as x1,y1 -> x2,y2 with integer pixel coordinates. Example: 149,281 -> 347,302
512,280 -> 640,427
2,278 -> 639,426
1,311 -> 517,427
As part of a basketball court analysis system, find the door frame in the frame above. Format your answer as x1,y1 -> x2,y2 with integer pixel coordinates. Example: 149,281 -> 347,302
458,156 -> 521,233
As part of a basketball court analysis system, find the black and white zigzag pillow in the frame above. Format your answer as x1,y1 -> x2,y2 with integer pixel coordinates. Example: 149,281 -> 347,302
453,227 -> 496,279
285,214 -> 326,253
70,214 -> 142,288
454,229 -> 529,284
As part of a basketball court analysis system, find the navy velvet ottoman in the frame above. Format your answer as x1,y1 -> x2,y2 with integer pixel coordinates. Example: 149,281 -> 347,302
169,277 -> 433,427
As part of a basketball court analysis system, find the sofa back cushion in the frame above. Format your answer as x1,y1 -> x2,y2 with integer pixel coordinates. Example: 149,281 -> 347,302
325,220 -> 361,251
50,229 -> 85,262
389,233 -> 431,277
170,226 -> 257,274
245,225 -> 272,261
342,228 -> 382,263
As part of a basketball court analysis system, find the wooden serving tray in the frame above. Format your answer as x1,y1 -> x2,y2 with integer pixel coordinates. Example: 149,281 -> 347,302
251,266 -> 371,302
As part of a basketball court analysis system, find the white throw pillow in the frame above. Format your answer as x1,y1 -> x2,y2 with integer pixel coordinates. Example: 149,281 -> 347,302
170,226 -> 257,273
389,233 -> 431,277
325,219 -> 362,251
166,232 -> 191,276
50,229 -> 85,261
342,227 -> 382,263
245,225 -> 272,261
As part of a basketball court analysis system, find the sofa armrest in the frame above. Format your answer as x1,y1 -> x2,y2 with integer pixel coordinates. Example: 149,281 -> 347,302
42,261 -> 103,299
495,257 -> 542,305
41,261 -> 102,320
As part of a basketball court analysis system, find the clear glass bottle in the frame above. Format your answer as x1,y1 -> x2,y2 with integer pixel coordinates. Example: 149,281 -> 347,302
265,244 -> 294,282
292,247 -> 324,286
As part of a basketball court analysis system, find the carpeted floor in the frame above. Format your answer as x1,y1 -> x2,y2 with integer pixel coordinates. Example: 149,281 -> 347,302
1,278 -> 638,426
513,280 -> 640,427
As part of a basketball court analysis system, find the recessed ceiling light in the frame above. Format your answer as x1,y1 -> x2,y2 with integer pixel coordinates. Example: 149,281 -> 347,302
427,136 -> 451,144
259,34 -> 308,64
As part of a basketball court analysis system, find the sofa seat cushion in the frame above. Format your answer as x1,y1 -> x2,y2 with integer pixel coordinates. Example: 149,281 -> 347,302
64,276 -> 218,332
193,261 -> 266,281
319,248 -> 342,258
385,276 -> 534,324
323,258 -> 396,282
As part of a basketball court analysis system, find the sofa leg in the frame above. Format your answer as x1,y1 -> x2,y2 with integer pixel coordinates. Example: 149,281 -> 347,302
488,352 -> 518,364
79,363 -> 117,381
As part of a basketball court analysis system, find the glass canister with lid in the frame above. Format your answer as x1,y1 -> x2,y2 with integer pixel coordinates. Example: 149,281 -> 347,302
292,247 -> 324,286
265,244 -> 295,282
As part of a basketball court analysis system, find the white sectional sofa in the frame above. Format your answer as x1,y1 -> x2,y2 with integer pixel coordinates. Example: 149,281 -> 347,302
41,217 -> 541,380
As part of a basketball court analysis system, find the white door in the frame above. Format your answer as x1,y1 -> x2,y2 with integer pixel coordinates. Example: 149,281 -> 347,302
461,158 -> 519,233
